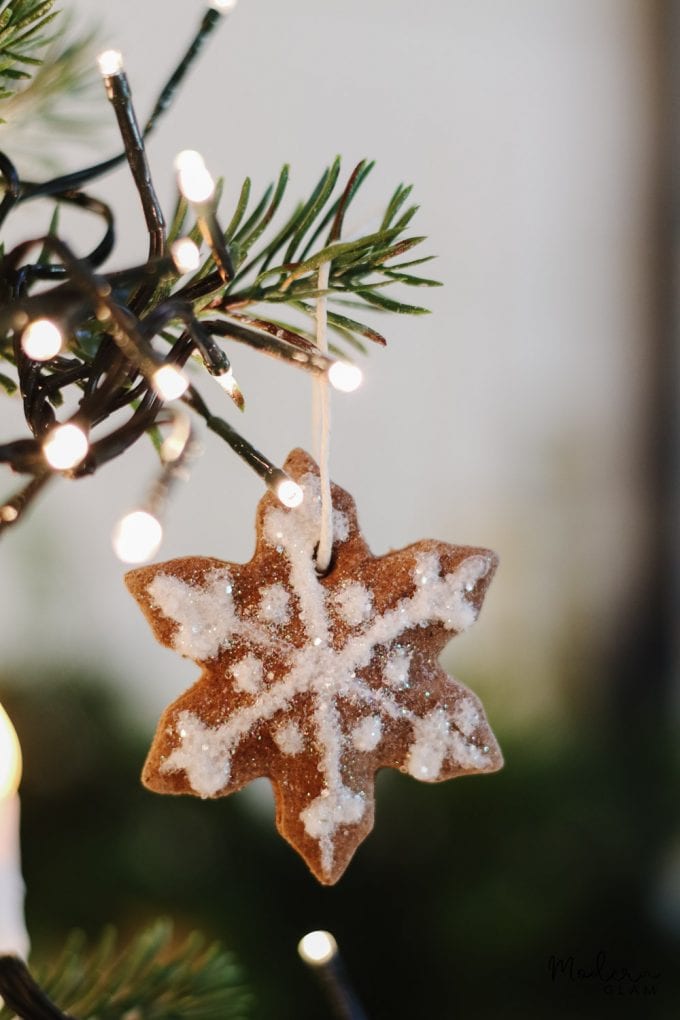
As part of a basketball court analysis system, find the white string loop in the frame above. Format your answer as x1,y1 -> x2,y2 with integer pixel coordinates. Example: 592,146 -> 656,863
313,260 -> 333,572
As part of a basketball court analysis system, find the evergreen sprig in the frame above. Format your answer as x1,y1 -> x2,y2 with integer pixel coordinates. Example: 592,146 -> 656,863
173,157 -> 441,358
0,920 -> 253,1020
0,1 -> 60,119
0,22 -> 99,159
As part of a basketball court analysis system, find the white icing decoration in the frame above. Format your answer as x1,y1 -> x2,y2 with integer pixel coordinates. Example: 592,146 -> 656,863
148,473 -> 494,878
385,646 -> 412,689
274,720 -> 305,755
300,786 -> 366,873
148,569 -> 237,661
351,715 -> 382,752
257,584 -> 291,626
232,654 -> 263,694
407,710 -> 450,780
453,696 -> 480,737
333,583 -> 372,626
148,568 -> 278,662
450,730 -> 487,769
166,711 -> 231,797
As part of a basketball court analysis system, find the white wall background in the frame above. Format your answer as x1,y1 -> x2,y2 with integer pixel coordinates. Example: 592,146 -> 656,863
0,1 -> 659,725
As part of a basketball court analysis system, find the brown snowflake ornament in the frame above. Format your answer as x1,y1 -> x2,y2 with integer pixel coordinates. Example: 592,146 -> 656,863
126,449 -> 502,884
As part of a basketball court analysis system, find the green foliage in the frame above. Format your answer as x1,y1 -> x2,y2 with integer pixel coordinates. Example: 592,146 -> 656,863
0,0 -> 60,118
0,2 -> 99,167
4,676 -> 678,1020
0,920 -> 253,1020
174,158 -> 441,358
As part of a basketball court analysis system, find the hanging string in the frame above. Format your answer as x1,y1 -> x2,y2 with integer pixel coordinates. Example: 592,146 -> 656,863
313,261 -> 333,572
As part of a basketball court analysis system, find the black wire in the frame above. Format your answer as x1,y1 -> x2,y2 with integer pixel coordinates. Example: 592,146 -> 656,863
103,70 -> 165,262
140,299 -> 230,373
0,151 -> 20,230
0,956 -> 76,1020
182,384 -> 279,485
17,8 -> 224,204
0,190 -> 115,292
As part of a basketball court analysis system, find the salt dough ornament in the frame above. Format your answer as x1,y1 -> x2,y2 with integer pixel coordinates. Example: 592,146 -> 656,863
126,449 -> 502,884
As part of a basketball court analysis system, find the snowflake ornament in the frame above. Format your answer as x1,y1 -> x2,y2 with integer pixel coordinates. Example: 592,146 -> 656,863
126,449 -> 502,884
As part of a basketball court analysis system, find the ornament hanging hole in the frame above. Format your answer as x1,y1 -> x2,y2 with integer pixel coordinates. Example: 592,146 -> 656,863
313,542 -> 336,578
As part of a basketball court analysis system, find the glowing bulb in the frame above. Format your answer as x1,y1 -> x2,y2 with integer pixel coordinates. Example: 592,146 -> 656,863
153,365 -> 189,401
328,361 -> 363,393
0,705 -> 21,799
175,150 -> 215,204
210,0 -> 239,11
297,931 -> 338,966
161,411 -> 191,463
276,477 -> 304,509
0,506 -> 18,523
43,423 -> 89,470
97,49 -> 123,76
112,510 -> 163,564
21,318 -> 63,361
171,237 -> 200,274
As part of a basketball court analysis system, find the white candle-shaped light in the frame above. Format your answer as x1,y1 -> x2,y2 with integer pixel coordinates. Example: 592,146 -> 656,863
0,705 -> 29,959
175,150 -> 234,282
175,150 -> 215,207
297,930 -> 368,1019
170,237 -> 201,275
276,477 -> 304,509
112,510 -> 163,564
42,423 -> 89,471
328,361 -> 363,394
21,319 -> 63,362
298,930 -> 338,966
152,364 -> 189,402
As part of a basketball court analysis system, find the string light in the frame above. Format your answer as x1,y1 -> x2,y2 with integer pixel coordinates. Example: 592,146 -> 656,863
0,1 -> 411,542
152,365 -> 189,401
276,477 -> 304,509
170,237 -> 201,274
112,510 -> 163,564
297,931 -> 338,966
175,152 -> 234,282
0,705 -> 22,800
42,423 -> 89,470
161,410 -> 192,463
97,49 -> 124,77
175,150 -> 215,205
328,361 -> 363,393
20,318 -> 63,361
297,929 -> 368,1018
214,368 -> 244,409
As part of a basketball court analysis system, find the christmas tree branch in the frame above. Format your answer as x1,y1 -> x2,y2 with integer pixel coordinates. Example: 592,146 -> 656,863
0,920 -> 253,1020
0,1 -> 60,117
0,2 -> 438,540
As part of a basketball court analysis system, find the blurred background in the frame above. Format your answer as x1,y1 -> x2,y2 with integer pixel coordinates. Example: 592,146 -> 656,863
0,0 -> 678,1016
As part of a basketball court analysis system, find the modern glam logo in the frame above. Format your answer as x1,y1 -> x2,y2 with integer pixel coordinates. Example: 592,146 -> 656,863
548,950 -> 660,998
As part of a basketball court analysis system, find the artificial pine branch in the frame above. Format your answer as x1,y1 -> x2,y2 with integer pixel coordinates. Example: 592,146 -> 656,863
169,157 -> 440,356
0,0 -> 60,111
0,18 -> 98,149
0,920 -> 253,1020
0,155 -> 438,529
